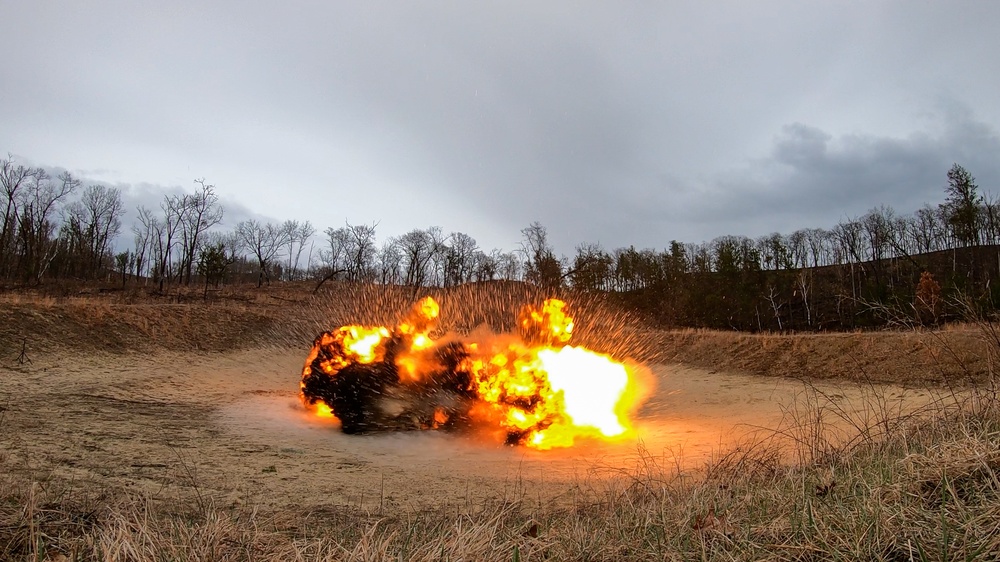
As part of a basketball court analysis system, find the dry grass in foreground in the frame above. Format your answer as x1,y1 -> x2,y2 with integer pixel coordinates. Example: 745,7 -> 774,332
3,381 -> 999,561
3,282 -> 1000,560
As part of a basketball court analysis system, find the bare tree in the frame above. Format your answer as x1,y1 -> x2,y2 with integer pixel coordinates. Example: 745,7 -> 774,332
398,228 -> 437,288
913,205 -> 945,253
831,218 -> 865,300
862,206 -> 900,288
941,163 -> 981,247
114,249 -> 135,286
444,231 -> 478,286
862,206 -> 895,265
832,219 -> 864,264
376,238 -> 403,285
787,230 -> 809,269
197,230 -> 241,292
0,156 -> 42,277
282,219 -> 315,280
16,170 -> 80,282
425,226 -> 448,286
152,194 -> 187,291
472,249 -> 500,282
765,283 -> 784,331
804,228 -> 830,268
756,233 -> 791,271
520,221 -> 562,287
981,195 -> 1000,246
64,184 -> 125,277
797,269 -> 813,327
312,221 -> 378,292
320,225 -> 352,277
571,243 -> 613,291
346,221 -> 378,282
497,251 -> 522,281
133,205 -> 160,281
179,179 -> 223,284
236,219 -> 291,286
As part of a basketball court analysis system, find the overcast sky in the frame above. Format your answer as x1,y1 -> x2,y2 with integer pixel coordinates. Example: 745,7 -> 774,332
3,1 -> 1000,256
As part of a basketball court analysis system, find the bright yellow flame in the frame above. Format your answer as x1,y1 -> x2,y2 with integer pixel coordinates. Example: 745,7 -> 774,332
396,355 -> 423,381
344,327 -> 390,363
537,346 -> 629,436
418,296 -> 440,320
476,345 -> 637,450
432,407 -> 449,427
399,296 -> 440,336
520,298 -> 574,345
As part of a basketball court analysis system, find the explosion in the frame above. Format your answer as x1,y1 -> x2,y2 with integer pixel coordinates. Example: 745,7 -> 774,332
299,296 -> 647,449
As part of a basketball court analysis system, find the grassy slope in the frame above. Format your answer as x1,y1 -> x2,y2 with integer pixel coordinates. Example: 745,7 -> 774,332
3,282 -> 996,385
2,282 -> 1000,560
654,326 -> 994,386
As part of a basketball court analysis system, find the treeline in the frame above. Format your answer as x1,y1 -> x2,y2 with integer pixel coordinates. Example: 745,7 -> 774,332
565,164 -> 997,329
0,155 -> 537,292
1,154 -> 995,330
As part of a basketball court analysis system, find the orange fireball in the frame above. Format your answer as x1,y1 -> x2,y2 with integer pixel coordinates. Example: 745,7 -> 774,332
300,296 -> 648,449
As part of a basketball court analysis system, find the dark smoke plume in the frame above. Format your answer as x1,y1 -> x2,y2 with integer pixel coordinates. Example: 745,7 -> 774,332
301,333 -> 477,434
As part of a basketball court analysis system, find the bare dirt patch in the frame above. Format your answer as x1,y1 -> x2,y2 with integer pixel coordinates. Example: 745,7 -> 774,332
0,347 -> 939,516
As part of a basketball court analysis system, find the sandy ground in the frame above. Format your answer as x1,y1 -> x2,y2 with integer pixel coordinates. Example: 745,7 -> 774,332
0,348 -> 939,514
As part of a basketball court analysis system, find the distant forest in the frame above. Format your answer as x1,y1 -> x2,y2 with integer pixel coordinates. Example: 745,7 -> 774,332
2,155 -> 997,331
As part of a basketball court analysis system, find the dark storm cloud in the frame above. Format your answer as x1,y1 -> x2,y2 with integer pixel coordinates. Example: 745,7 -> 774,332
2,2 -> 1000,257
617,108 -> 1000,250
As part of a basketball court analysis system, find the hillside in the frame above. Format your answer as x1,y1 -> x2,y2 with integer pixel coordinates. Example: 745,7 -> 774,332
2,281 -> 996,386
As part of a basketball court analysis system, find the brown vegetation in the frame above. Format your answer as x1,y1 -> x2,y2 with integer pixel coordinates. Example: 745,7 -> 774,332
2,282 -> 1000,560
4,281 -> 997,386
652,326 -> 995,386
2,352 -> 998,560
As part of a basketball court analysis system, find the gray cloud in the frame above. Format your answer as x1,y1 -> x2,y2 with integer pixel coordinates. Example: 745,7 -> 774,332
2,1 -> 1000,257
637,106 -> 1000,246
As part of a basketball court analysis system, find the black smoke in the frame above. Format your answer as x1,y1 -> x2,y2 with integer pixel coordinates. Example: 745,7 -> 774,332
300,333 -> 477,435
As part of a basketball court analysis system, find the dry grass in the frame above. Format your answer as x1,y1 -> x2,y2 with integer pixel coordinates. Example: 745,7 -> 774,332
0,280 -> 659,360
4,280 -> 990,385
4,281 -> 1000,560
2,382 -> 999,561
0,281 -> 322,357
653,326 -> 995,386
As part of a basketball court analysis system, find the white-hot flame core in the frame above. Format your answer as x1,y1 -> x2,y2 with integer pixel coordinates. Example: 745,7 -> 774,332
537,346 -> 629,436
